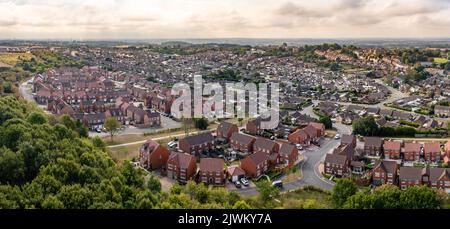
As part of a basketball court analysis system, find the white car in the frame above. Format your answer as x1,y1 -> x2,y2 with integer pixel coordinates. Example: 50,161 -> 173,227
295,144 -> 303,150
334,134 -> 340,139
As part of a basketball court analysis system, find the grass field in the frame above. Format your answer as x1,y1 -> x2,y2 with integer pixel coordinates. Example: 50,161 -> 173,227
280,187 -> 332,209
0,52 -> 34,66
434,58 -> 449,64
107,143 -> 142,163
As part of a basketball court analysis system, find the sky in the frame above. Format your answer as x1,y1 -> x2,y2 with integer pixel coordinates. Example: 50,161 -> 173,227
0,0 -> 449,39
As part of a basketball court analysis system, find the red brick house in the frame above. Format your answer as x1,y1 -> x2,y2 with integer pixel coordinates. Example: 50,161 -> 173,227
324,153 -> 350,177
178,132 -> 215,154
199,158 -> 225,186
372,160 -> 398,186
240,151 -> 269,178
423,142 -> 442,162
227,166 -> 245,182
279,143 -> 299,168
399,167 -> 427,190
364,137 -> 383,157
341,134 -> 357,148
309,122 -> 325,137
383,140 -> 402,159
139,140 -> 170,171
216,122 -> 239,141
167,153 -> 197,184
246,117 -> 263,135
288,129 -> 309,145
229,133 -> 256,153
428,168 -> 450,191
403,142 -> 422,161
254,137 -> 279,155
444,140 -> 450,158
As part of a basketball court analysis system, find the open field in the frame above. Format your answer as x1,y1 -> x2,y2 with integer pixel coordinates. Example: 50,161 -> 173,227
107,143 -> 141,162
0,52 -> 34,66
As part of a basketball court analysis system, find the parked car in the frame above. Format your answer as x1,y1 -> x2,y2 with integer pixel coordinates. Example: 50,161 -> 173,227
240,178 -> 249,186
272,180 -> 283,189
295,144 -> 303,150
334,134 -> 340,140
234,181 -> 242,188
95,128 -> 102,133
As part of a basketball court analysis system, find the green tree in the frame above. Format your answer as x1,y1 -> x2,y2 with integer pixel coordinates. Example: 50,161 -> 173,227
147,175 -> 162,193
400,186 -> 441,209
233,200 -> 251,209
352,116 -> 379,136
319,116 -> 332,129
331,179 -> 358,208
0,147 -> 25,184
256,180 -> 279,203
104,117 -> 121,142
193,117 -> 209,130
27,112 -> 47,125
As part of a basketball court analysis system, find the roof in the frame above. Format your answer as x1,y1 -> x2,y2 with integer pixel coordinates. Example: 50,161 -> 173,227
279,143 -> 296,156
181,132 -> 214,146
217,122 -> 237,135
399,167 -> 426,181
168,152 -> 195,169
227,166 -> 245,177
341,134 -> 355,145
325,153 -> 348,165
303,125 -> 317,138
404,142 -> 422,153
309,122 -> 325,131
200,158 -> 224,173
423,142 -> 441,153
383,140 -> 402,151
243,151 -> 269,166
373,160 -> 398,174
428,168 -> 450,182
364,137 -> 383,147
254,137 -> 277,151
230,132 -> 255,145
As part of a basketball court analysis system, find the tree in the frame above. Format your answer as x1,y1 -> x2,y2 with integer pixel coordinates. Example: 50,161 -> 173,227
331,179 -> 357,208
27,112 -> 47,125
400,186 -> 441,209
256,180 -> 279,203
319,116 -> 332,129
0,147 -> 25,184
233,200 -> 251,209
193,117 -> 209,130
147,175 -> 162,193
104,117 -> 121,142
352,116 -> 379,136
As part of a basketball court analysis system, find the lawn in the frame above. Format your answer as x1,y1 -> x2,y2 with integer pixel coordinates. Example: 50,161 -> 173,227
434,58 -> 449,64
107,143 -> 142,163
103,134 -> 149,146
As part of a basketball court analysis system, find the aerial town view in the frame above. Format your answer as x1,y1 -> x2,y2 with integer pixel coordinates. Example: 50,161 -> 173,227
0,0 -> 450,226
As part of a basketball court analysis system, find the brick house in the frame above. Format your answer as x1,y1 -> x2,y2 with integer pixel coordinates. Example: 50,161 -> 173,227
364,137 -> 383,157
324,153 -> 350,177
399,167 -> 427,190
341,134 -> 357,148
229,133 -> 256,153
434,105 -> 450,117
178,132 -> 215,154
423,142 -> 442,162
288,129 -> 309,145
227,166 -> 245,182
309,122 -> 325,137
246,117 -> 263,135
383,140 -> 402,159
167,153 -> 197,184
199,158 -> 225,186
403,142 -> 422,161
279,143 -> 299,168
139,140 -> 170,171
254,138 -> 279,155
240,151 -> 269,178
82,113 -> 106,130
372,160 -> 398,186
216,122 -> 239,141
428,168 -> 450,191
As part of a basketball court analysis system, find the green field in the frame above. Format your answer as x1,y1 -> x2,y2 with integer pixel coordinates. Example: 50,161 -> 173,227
434,58 -> 449,64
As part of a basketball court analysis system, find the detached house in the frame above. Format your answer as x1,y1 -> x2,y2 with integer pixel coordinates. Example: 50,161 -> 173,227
324,153 -> 350,177
341,134 -> 357,148
364,137 -> 383,157
229,133 -> 256,153
288,129 -> 309,145
423,142 -> 442,162
240,151 -> 269,178
403,142 -> 422,161
179,132 -> 215,154
199,158 -> 225,186
254,138 -> 279,155
383,140 -> 402,159
246,117 -> 264,135
372,160 -> 398,186
428,168 -> 450,191
139,140 -> 170,171
279,143 -> 299,168
216,122 -> 239,142
167,153 -> 197,184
